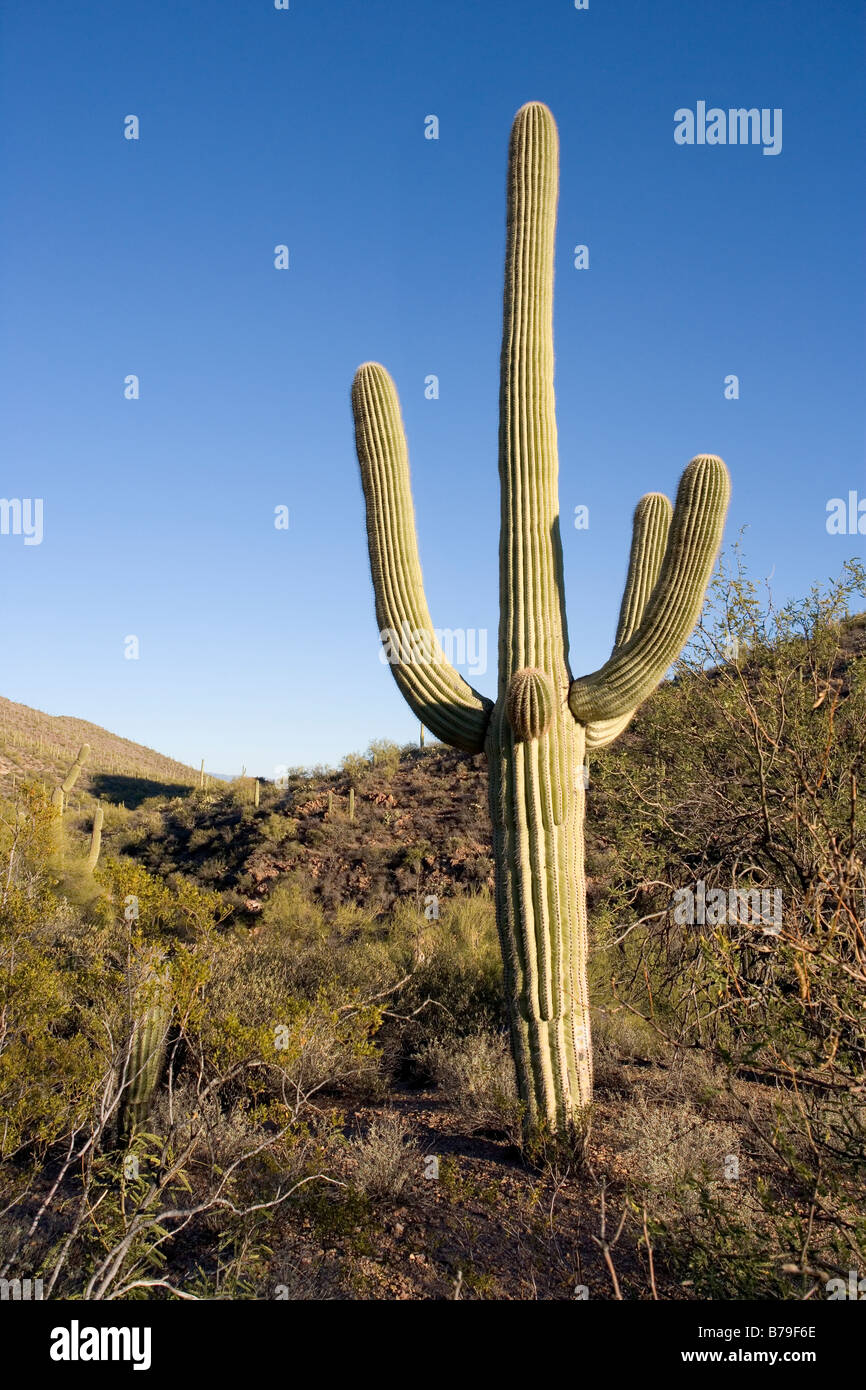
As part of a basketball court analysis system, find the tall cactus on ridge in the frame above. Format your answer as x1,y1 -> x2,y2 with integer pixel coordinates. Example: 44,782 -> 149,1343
351,103 -> 730,1133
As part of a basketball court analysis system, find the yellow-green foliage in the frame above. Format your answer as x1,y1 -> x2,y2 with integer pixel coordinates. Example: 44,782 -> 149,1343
257,877 -> 327,942
340,753 -> 369,788
389,891 -> 506,1045
0,785 -> 107,1162
196,923 -> 385,1102
367,739 -> 401,779
261,812 -> 299,844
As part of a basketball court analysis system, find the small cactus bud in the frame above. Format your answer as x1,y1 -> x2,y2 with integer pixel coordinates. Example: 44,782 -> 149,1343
506,668 -> 555,741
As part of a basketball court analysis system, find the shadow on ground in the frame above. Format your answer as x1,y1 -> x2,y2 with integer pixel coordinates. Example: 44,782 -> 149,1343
90,774 -> 194,809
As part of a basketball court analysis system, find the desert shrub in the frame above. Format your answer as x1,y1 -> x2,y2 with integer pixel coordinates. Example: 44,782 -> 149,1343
258,878 -> 326,943
648,1186 -> 800,1301
391,892 -> 506,1057
589,1005 -> 664,1090
198,928 -> 385,1103
350,1112 -> 418,1202
149,1078 -> 262,1172
590,557 -> 866,1276
419,1031 -> 521,1140
340,753 -> 370,789
260,812 -> 298,844
367,739 -> 401,779
0,785 -> 110,1165
619,1091 -> 739,1215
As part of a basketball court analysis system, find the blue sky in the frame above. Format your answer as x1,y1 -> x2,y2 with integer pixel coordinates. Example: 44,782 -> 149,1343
1,0 -> 863,773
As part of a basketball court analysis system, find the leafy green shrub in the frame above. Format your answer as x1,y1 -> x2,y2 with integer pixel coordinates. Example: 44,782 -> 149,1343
386,892 -> 506,1059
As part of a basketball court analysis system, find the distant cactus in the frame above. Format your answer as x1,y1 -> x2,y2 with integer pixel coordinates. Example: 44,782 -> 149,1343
254,779 -> 260,809
52,743 -> 90,813
349,787 -> 355,822
199,759 -> 205,790
350,103 -> 730,1133
420,723 -> 425,748
87,803 -> 104,872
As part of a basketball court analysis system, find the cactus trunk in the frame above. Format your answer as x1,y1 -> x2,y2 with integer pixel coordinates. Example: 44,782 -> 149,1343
119,954 -> 171,1138
87,803 -> 104,872
485,106 -> 591,1125
487,710 -> 591,1122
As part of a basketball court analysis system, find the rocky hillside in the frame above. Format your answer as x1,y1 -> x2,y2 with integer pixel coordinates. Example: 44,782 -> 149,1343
106,745 -> 495,918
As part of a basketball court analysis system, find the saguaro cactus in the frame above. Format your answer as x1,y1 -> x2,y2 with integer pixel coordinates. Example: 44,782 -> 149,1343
52,743 -> 90,812
351,102 -> 730,1132
119,951 -> 172,1138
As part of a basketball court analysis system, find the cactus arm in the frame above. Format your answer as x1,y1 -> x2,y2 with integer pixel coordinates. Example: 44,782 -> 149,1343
351,362 -> 493,751
62,743 -> 90,793
569,454 -> 730,725
52,742 -> 90,811
584,493 -> 671,750
613,493 -> 673,648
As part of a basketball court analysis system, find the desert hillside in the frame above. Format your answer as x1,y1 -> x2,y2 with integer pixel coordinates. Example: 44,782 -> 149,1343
0,600 -> 863,1301
0,694 -> 199,803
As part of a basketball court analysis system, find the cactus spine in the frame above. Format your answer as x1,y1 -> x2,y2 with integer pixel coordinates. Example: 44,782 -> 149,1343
351,103 -> 730,1133
87,803 -> 104,872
